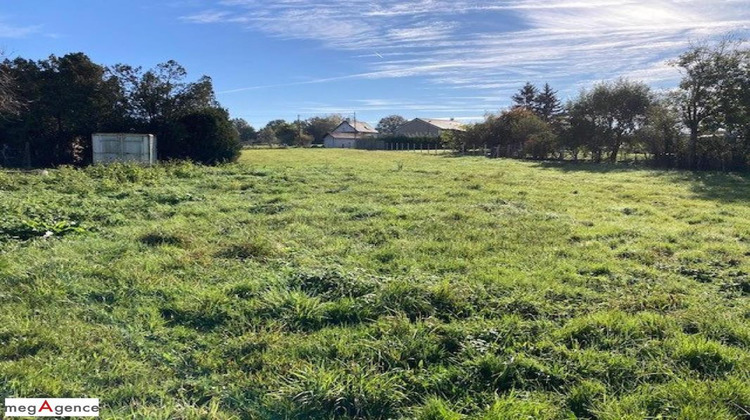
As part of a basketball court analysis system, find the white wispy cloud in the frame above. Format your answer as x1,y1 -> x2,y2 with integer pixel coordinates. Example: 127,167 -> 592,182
181,10 -> 233,24
0,20 -> 42,38
294,96 -> 496,117
183,0 -> 750,101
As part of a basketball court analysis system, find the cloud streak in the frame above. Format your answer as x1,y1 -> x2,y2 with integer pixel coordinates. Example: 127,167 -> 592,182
184,0 -> 750,103
0,20 -> 41,38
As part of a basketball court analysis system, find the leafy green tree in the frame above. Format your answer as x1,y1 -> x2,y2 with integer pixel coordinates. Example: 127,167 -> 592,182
569,79 -> 652,162
170,107 -> 240,164
562,99 -> 602,161
713,43 -> 750,169
113,60 -> 217,130
305,114 -> 343,143
264,119 -> 297,146
231,118 -> 257,143
637,97 -> 683,166
673,44 -> 722,168
453,120 -> 490,152
113,61 -> 219,161
376,115 -> 407,135
0,53 -> 243,167
467,108 -> 555,158
672,39 -> 749,168
440,129 -> 460,150
257,127 -> 278,147
501,108 -> 556,159
513,115 -> 557,159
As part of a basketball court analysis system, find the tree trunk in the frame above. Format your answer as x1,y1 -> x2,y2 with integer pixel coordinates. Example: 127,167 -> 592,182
689,125 -> 699,169
594,149 -> 602,163
609,136 -> 621,163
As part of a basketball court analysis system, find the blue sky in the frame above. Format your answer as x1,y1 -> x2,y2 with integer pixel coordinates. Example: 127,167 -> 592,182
1,1 -> 748,128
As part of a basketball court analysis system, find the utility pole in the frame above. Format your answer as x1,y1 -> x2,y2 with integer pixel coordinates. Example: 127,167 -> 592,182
297,114 -> 301,145
353,112 -> 358,146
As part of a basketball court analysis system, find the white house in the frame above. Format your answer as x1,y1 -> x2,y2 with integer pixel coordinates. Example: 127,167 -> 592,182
323,120 -> 379,148
394,118 -> 465,138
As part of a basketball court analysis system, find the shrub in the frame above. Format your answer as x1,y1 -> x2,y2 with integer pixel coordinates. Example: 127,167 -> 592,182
161,107 -> 241,165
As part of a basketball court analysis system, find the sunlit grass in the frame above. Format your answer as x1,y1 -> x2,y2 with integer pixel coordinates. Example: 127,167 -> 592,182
1,149 -> 749,419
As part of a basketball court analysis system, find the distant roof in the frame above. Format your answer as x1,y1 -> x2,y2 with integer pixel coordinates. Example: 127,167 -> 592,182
340,120 -> 378,133
417,118 -> 466,131
324,132 -> 375,140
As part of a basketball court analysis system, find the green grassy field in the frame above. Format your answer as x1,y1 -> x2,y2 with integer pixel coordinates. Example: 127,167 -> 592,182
1,149 -> 749,419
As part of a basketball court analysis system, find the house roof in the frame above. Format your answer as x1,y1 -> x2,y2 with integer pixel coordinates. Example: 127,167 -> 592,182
417,118 -> 466,131
335,120 -> 378,134
351,120 -> 378,133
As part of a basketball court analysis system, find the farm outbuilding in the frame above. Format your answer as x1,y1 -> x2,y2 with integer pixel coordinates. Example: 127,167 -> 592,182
323,120 -> 379,148
394,118 -> 465,138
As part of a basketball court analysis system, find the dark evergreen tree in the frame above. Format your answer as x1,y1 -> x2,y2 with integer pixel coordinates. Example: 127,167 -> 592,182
0,53 -> 122,166
512,82 -> 538,110
535,83 -> 563,121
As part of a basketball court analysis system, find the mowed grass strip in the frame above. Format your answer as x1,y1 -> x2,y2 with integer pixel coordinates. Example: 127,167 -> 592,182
1,149 -> 749,419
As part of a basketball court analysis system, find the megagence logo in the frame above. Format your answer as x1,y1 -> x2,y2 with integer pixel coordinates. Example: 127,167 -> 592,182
4,398 -> 99,417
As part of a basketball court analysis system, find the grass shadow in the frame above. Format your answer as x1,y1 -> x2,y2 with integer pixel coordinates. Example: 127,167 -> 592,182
531,160 -> 655,174
531,160 -> 750,204
687,171 -> 750,204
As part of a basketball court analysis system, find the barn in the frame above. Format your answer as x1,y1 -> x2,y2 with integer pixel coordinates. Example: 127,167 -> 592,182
323,120 -> 379,148
394,118 -> 465,138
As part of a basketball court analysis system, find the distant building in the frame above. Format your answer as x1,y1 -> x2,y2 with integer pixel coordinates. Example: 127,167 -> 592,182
323,120 -> 379,148
394,118 -> 465,138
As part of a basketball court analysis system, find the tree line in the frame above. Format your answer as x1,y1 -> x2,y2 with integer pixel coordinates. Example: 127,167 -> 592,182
446,40 -> 749,171
235,114 -> 406,148
1,39 -> 747,170
0,53 -> 240,166
233,115 -> 343,148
